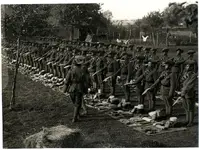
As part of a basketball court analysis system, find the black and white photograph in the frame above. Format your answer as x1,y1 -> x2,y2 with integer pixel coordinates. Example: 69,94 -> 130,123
1,0 -> 198,148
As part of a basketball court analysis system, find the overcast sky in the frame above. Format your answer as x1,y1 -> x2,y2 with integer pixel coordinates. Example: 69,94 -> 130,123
0,0 -> 197,20
100,0 -> 197,20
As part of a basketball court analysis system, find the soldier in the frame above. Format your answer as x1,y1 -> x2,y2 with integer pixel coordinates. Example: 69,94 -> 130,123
143,47 -> 151,63
150,48 -> 159,61
105,51 -> 119,96
119,52 -> 132,102
173,48 -> 185,90
177,60 -> 197,126
144,60 -> 177,118
96,50 -> 106,94
185,50 -> 197,73
131,60 -> 158,111
132,56 -> 145,105
158,48 -> 170,76
63,55 -> 86,123
135,46 -> 143,57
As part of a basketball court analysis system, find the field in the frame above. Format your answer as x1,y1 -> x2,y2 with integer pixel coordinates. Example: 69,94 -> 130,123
2,46 -> 198,148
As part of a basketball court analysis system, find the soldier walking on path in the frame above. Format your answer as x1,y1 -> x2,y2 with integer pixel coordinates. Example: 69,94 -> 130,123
63,55 -> 86,123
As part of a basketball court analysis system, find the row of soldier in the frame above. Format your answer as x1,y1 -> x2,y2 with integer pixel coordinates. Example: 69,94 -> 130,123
5,40 -> 198,124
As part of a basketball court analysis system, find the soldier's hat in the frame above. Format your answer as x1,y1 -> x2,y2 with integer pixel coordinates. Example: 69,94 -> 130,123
152,48 -> 158,52
162,48 -> 169,52
165,59 -> 175,66
136,55 -> 145,60
176,48 -> 184,53
128,44 -> 134,48
144,47 -> 151,51
136,46 -> 143,49
98,42 -> 104,45
187,50 -> 195,54
149,59 -> 158,64
136,46 -> 143,51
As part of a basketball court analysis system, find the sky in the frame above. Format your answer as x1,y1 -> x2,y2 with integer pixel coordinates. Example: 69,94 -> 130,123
100,0 -> 197,20
0,0 -> 197,20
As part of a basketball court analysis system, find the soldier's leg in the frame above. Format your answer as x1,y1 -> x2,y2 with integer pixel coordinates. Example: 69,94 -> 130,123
136,87 -> 142,104
163,96 -> 173,117
147,91 -> 155,111
182,96 -> 189,124
72,92 -> 83,122
111,77 -> 116,96
187,97 -> 195,126
81,99 -> 87,115
97,74 -> 104,93
123,85 -> 130,102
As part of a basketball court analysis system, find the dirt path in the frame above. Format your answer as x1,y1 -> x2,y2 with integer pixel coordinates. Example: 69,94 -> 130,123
2,61 -> 198,148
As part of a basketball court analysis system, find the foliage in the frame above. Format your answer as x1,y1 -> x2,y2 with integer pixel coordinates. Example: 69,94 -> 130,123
2,4 -> 109,39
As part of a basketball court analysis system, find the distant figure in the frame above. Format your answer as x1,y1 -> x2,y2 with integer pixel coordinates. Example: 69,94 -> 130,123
142,35 -> 149,42
116,39 -> 122,43
85,33 -> 92,43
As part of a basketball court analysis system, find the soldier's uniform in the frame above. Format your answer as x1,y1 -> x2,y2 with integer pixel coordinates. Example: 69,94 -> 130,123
158,48 -> 170,76
96,49 -> 106,94
143,47 -> 151,63
185,50 -> 198,73
173,48 -> 185,90
150,48 -> 159,61
106,51 -> 120,96
63,55 -> 86,122
120,52 -> 132,102
150,60 -> 177,117
133,56 -> 145,105
132,60 -> 158,111
180,60 -> 197,126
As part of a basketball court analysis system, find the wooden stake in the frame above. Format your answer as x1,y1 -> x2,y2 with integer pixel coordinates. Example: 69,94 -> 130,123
9,37 -> 20,110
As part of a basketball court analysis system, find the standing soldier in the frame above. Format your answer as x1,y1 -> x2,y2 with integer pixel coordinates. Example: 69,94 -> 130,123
158,48 -> 170,76
177,60 -> 197,127
143,60 -> 177,118
63,55 -> 86,123
185,50 -> 198,73
150,48 -> 159,61
119,52 -> 132,102
133,56 -> 145,105
135,46 -> 143,57
96,50 -> 106,95
143,47 -> 151,63
105,51 -> 120,96
131,60 -> 158,111
173,48 -> 185,90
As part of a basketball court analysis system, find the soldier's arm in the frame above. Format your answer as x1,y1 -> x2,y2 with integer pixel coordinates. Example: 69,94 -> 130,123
149,74 -> 162,90
181,74 -> 197,97
169,72 -> 177,98
133,74 -> 145,84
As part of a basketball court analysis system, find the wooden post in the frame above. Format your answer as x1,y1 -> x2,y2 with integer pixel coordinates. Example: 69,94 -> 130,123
156,32 -> 159,46
9,37 -> 20,110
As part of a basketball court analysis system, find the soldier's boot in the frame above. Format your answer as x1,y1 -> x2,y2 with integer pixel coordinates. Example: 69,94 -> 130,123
72,106 -> 80,123
81,100 -> 88,116
187,111 -> 194,127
